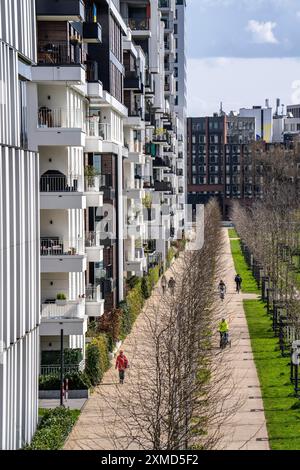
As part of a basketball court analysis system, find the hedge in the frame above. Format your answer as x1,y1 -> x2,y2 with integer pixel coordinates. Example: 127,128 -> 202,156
85,334 -> 110,385
39,371 -> 91,391
41,349 -> 83,366
24,407 -> 80,450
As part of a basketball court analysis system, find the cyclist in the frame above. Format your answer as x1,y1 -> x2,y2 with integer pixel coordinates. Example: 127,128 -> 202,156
218,318 -> 229,348
218,280 -> 227,300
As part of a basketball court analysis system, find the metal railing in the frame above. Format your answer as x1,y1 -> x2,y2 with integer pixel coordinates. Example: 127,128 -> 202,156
40,360 -> 85,377
125,17 -> 150,31
37,40 -> 84,65
38,107 -> 85,129
40,174 -> 83,192
40,238 -> 84,256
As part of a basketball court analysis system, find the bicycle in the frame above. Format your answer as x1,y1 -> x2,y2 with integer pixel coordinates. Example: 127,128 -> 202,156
220,332 -> 231,349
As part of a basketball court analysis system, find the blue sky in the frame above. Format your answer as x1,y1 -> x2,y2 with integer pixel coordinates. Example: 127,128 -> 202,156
187,0 -> 300,115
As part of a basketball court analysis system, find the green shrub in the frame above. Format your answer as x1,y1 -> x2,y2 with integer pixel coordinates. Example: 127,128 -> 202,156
127,275 -> 140,289
41,349 -> 83,366
126,281 -> 144,322
141,276 -> 151,299
85,335 -> 110,385
166,247 -> 176,268
39,372 -> 91,391
56,293 -> 67,300
119,300 -> 132,339
24,407 -> 80,450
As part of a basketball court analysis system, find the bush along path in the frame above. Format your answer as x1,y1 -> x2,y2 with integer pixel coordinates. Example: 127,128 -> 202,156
231,229 -> 300,450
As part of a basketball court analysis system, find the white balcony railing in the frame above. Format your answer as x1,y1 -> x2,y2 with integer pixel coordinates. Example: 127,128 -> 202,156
38,107 -> 85,130
85,285 -> 102,303
87,118 -> 111,140
41,300 -> 85,320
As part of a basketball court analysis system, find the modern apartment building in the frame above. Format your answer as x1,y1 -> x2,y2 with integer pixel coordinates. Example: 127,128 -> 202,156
0,0 -> 187,448
187,115 -> 256,218
0,0 -> 40,450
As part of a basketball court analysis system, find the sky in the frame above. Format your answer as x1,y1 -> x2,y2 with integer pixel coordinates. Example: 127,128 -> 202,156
186,0 -> 300,116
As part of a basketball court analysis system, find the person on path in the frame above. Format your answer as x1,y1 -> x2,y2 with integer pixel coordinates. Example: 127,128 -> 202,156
218,280 -> 226,300
168,277 -> 176,295
161,274 -> 167,294
115,351 -> 129,384
218,318 -> 229,347
235,274 -> 242,293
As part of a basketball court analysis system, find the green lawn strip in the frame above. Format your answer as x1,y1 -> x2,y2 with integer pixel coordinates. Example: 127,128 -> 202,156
230,239 -> 260,294
25,407 -> 80,450
244,299 -> 300,450
228,228 -> 239,239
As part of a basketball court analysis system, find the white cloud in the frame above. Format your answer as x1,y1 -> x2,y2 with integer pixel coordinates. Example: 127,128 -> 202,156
246,19 -> 279,44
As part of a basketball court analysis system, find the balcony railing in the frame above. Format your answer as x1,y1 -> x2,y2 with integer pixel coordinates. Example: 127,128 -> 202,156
40,174 -> 83,192
87,119 -> 111,140
86,60 -> 99,82
85,231 -> 101,247
36,0 -> 85,20
40,360 -> 85,376
38,107 -> 85,129
40,238 -> 84,256
37,40 -> 84,65
154,181 -> 172,192
41,301 -> 85,320
85,285 -> 102,303
125,17 -> 150,31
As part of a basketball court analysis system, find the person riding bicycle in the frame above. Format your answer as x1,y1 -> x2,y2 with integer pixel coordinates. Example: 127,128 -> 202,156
218,318 -> 229,346
218,280 -> 226,299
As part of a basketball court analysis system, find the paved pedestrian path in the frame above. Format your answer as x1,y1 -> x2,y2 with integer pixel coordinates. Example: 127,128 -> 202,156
213,228 -> 269,450
64,229 -> 269,451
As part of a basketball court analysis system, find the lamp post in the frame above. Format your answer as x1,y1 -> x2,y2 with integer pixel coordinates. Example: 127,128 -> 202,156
60,327 -> 64,407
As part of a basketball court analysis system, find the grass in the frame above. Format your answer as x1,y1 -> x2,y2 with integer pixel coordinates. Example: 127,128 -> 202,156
230,239 -> 260,294
228,228 -> 239,239
244,299 -> 300,450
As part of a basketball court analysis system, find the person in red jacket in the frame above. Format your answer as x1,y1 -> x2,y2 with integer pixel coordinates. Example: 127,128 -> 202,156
115,350 -> 129,384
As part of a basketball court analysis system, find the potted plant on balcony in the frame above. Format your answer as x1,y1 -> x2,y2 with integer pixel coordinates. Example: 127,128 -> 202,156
56,293 -> 67,306
85,166 -> 101,192
68,247 -> 77,256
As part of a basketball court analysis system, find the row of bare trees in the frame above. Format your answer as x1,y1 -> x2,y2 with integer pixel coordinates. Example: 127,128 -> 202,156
232,141 -> 300,345
101,199 -> 238,450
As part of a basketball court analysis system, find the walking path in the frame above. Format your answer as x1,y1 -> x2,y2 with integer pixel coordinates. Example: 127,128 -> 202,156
64,229 -> 269,451
213,228 -> 269,450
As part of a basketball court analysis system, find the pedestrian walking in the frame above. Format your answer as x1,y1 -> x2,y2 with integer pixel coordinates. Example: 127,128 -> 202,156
115,350 -> 129,384
235,274 -> 242,293
168,277 -> 176,295
161,274 -> 167,294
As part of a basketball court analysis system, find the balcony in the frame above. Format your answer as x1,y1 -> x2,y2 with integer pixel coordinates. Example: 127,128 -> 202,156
85,232 -> 104,263
85,285 -> 104,317
152,132 -> 170,145
40,172 -> 86,209
85,118 -> 104,152
85,175 -> 104,207
125,178 -> 144,200
124,71 -> 143,92
125,17 -> 151,37
36,0 -> 85,21
40,300 -> 87,336
153,157 -> 171,169
35,106 -> 86,146
126,249 -> 147,277
83,22 -> 102,44
154,181 -> 173,192
40,238 -> 86,273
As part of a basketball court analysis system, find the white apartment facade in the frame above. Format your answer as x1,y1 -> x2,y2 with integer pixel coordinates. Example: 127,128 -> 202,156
0,0 -> 40,450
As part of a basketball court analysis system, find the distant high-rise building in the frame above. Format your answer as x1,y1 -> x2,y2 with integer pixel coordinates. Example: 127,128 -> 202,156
239,103 -> 273,143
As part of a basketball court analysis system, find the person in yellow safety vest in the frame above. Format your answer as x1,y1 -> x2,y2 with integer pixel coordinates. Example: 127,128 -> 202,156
218,318 -> 229,343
